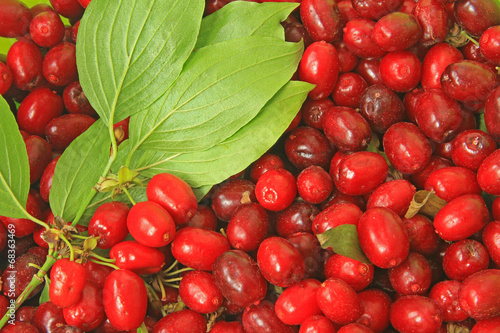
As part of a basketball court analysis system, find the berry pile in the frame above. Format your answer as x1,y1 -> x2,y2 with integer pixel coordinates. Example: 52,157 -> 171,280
1,0 -> 500,332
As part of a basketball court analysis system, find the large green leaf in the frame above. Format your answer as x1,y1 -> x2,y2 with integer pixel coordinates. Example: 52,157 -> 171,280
128,36 -> 303,157
132,81 -> 312,187
50,120 -> 111,222
76,0 -> 204,125
0,96 -> 30,218
195,1 -> 298,49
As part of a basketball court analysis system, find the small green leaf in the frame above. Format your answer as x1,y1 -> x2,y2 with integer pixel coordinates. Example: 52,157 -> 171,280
50,120 -> 111,222
39,277 -> 51,304
132,81 -> 312,187
195,1 -> 298,49
0,95 -> 30,219
77,0 -> 204,124
128,36 -> 303,156
316,224 -> 371,264
478,113 -> 487,133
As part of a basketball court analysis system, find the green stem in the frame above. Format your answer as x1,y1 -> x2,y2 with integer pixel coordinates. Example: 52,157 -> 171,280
162,260 -> 178,274
0,252 -> 58,329
90,252 -> 116,263
461,30 -> 479,45
164,267 -> 193,277
122,187 -> 136,205
59,234 -> 74,261
89,259 -> 119,270
161,276 -> 182,283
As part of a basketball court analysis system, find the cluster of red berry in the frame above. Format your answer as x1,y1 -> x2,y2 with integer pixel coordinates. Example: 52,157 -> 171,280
1,0 -> 500,332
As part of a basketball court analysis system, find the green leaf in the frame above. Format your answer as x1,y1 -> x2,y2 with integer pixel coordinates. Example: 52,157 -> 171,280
76,0 -> 204,125
50,120 -> 111,222
193,185 -> 213,202
478,113 -> 487,133
0,96 -> 30,219
195,1 -> 298,49
132,81 -> 313,187
316,224 -> 371,264
39,277 -> 51,304
128,36 -> 303,156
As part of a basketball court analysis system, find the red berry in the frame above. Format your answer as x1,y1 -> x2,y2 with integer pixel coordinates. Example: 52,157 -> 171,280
317,277 -> 362,325
63,281 -> 104,332
372,12 -> 421,52
482,221 -> 500,266
49,258 -> 86,309
442,239 -> 490,281
255,168 -> 297,211
153,309 -> 207,333
459,269 -> 500,320
297,165 -> 334,204
110,240 -> 165,275
179,270 -> 223,314
389,295 -> 443,333
324,254 -> 374,292
88,201 -> 130,249
226,203 -> 269,252
323,106 -> 372,152
379,50 -> 421,93
275,279 -> 323,325
0,0 -> 32,38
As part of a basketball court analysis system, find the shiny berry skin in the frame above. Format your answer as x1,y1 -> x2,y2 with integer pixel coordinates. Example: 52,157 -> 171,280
50,0 -> 84,20
257,236 -> 305,287
287,232 -> 323,279
331,72 -> 368,109
2,322 -> 40,333
211,179 -> 256,221
178,270 -> 223,314
334,151 -> 388,196
212,250 -> 267,308
443,239 -> 489,282
103,269 -> 147,331
317,277 -> 362,325
39,156 -> 59,202
483,221 -> 500,266
402,214 -> 441,256
428,280 -> 468,323
411,0 -> 450,47
33,301 -> 65,333
372,12 -> 421,52
0,0 -> 32,38
63,281 -> 104,332
186,204 -> 218,231
300,0 -> 344,43
2,253 -> 43,299
275,201 -> 319,237
366,180 -> 416,217
285,126 -> 334,170
297,165 -> 334,204
359,84 -> 405,134
324,254 -> 374,291
45,113 -> 96,151
24,134 -> 53,185
210,321 -> 244,333
63,80 -> 97,117
358,207 -> 410,269
299,315 -> 338,333
146,173 -> 197,225
433,194 -> 489,241
355,58 -> 382,85
389,295 -> 443,333
255,168 -> 296,211
424,166 -> 482,202
421,43 -> 463,90
479,25 -> 500,65
313,202 -> 363,235
451,129 -> 497,171
336,40 -> 359,73
351,0 -> 403,21
383,122 -> 431,175
88,201 -> 130,249
16,88 -> 64,137
484,86 -> 500,142
6,40 -> 45,91
171,227 -> 230,271
30,10 -> 65,47
126,201 -> 176,247
0,62 -> 13,95
226,203 -> 269,252
356,289 -> 392,333
459,269 -> 500,320
477,149 -> 500,195
153,309 -> 207,333
389,252 -> 432,295
414,89 -> 463,143
275,279 -> 323,325
82,260 -> 113,289
300,98 -> 335,131
249,153 -> 285,183
49,258 -> 86,308
110,240 -> 165,275
471,317 -> 500,332
441,60 -> 499,104
380,51 -> 421,93
43,42 -> 78,86
299,41 -> 340,100
337,323 -> 374,333
323,106 -> 371,152
242,300 -> 296,333
343,18 -> 387,59
454,0 -> 500,37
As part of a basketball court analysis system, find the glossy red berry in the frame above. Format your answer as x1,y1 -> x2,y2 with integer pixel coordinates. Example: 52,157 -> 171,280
442,239 -> 490,281
30,10 -> 65,47
372,12 -> 421,52
45,114 -> 96,151
242,300 -> 296,333
459,269 -> 500,320
296,165 -> 334,204
153,309 -> 207,333
299,315 -> 338,333
379,50 -> 421,92
313,202 -> 363,235
255,168 -> 296,211
171,227 -> 230,271
358,207 -> 410,269
0,0 -> 32,38
146,173 -> 198,225
276,201 -> 319,237
178,270 -> 223,314
285,126 -> 334,170
0,62 -> 13,95
275,279 -> 322,325
412,0 -> 450,46
43,42 -> 78,86
49,0 -> 84,20
482,221 -> 500,266
126,201 -> 176,248
479,25 -> 500,65
424,166 -> 482,202
110,240 -> 165,275
454,0 -> 500,37
421,43 -> 463,90
343,18 -> 387,59
359,84 -> 404,133
389,252 -> 432,295
39,156 -> 59,202
103,269 -> 147,331
389,295 -> 443,333
323,106 -> 372,152
317,277 -> 362,325
402,214 -> 441,256
428,280 -> 468,323
324,254 -> 374,292
0,193 -> 41,238
477,149 -> 500,195
300,0 -> 344,43
6,40 -> 45,91
211,179 -> 256,222
356,289 -> 392,333
249,153 -> 285,183
63,281 -> 104,332
88,201 -> 130,249
49,258 -> 86,309
226,203 -> 269,252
